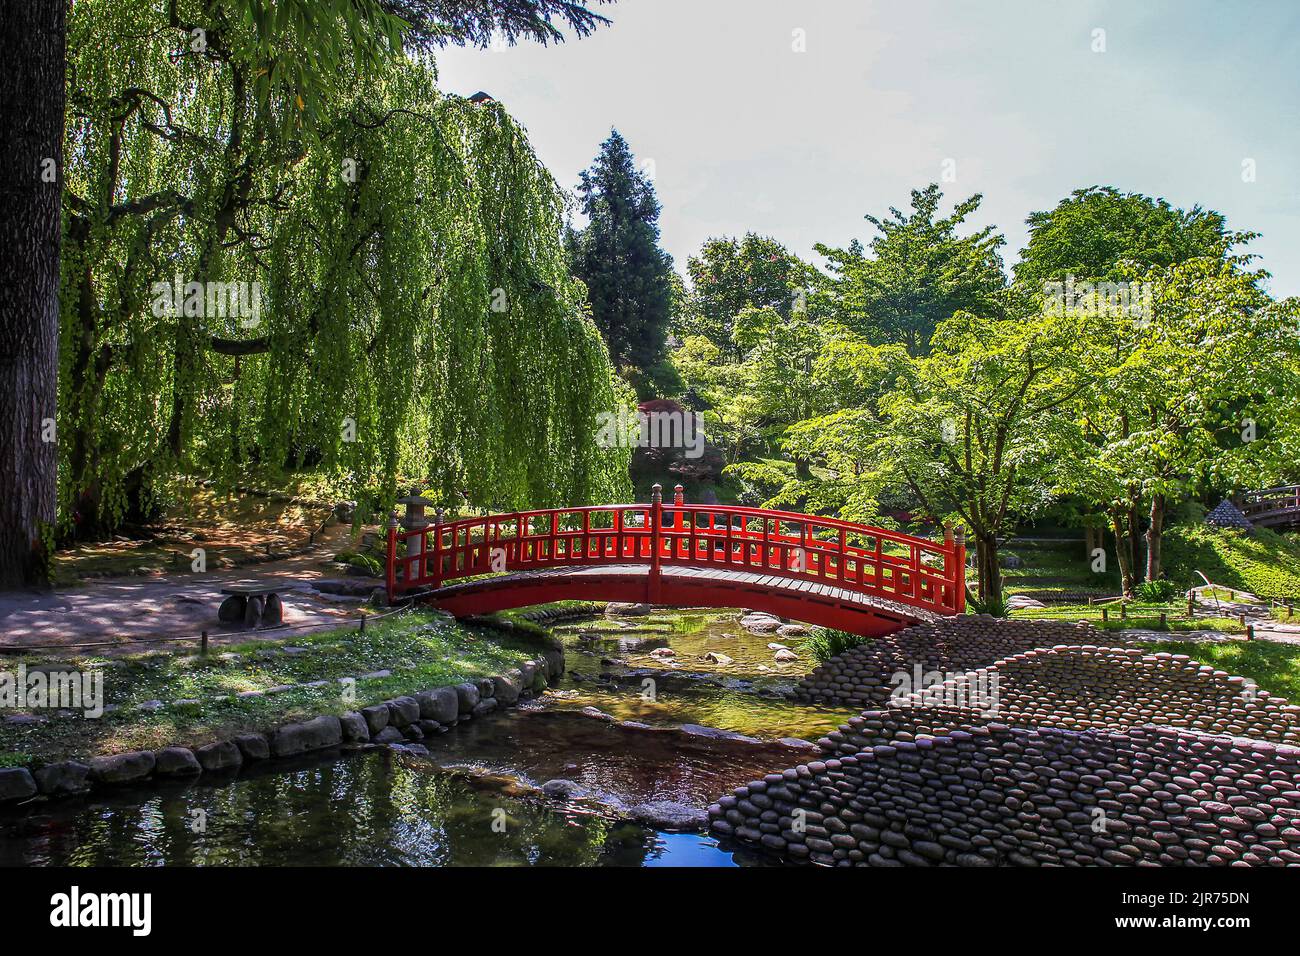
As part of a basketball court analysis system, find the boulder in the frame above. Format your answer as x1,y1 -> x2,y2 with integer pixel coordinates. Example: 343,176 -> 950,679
339,712 -> 370,743
268,716 -> 343,758
194,741 -> 243,772
631,800 -> 709,831
740,613 -> 782,634
776,624 -> 808,638
154,747 -> 202,776
472,697 -> 498,718
416,686 -> 460,723
217,594 -> 246,623
0,767 -> 37,802
541,648 -> 565,681
360,704 -> 390,734
34,761 -> 91,796
89,750 -> 156,785
704,652 -> 733,665
649,647 -> 676,658
389,742 -> 429,756
474,677 -> 495,699
541,778 -> 585,799
386,696 -> 421,729
454,682 -> 480,714
680,724 -> 759,743
372,727 -> 404,744
491,671 -> 523,706
774,648 -> 799,663
235,734 -> 270,761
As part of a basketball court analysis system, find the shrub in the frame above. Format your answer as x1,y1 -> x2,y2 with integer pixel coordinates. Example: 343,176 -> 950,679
802,627 -> 872,663
1135,578 -> 1177,602
965,587 -> 1010,618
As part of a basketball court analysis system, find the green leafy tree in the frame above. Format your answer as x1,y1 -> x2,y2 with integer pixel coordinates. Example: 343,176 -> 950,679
567,129 -> 675,398
816,185 -> 1007,355
680,234 -> 813,355
785,310 -> 1093,605
1071,260 -> 1300,587
57,0 -> 626,543
1014,186 -> 1251,291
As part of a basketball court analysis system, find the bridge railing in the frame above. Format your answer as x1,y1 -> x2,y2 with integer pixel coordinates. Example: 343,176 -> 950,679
386,485 -> 966,615
1241,485 -> 1300,523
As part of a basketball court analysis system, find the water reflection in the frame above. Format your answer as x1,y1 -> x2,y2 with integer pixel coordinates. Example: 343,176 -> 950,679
0,749 -> 751,867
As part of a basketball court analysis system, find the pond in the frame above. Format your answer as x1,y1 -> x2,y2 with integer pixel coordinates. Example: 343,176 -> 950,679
0,609 -> 856,868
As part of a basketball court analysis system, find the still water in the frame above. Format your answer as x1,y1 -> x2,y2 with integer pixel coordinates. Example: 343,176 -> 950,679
0,609 -> 856,867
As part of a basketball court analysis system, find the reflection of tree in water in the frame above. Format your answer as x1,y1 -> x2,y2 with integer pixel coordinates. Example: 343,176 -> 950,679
0,751 -> 658,867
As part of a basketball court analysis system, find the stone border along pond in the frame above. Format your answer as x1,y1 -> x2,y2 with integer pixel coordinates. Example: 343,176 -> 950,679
0,610 -> 572,805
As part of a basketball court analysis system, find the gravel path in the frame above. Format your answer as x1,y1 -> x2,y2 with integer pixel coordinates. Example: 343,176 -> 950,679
0,537 -> 379,655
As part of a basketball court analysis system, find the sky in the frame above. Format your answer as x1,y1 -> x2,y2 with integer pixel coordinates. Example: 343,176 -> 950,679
433,0 -> 1300,298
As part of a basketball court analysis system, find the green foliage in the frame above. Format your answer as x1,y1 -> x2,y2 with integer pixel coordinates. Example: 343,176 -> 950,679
567,129 -> 675,398
679,234 -> 815,353
1163,526 -> 1300,600
965,587 -> 1010,618
1014,186 -> 1249,290
334,550 -> 383,576
801,627 -> 872,664
59,0 -> 630,539
814,184 -> 1007,355
1134,579 -> 1177,602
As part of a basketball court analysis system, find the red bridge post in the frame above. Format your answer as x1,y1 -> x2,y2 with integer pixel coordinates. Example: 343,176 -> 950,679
953,525 -> 967,612
648,483 -> 663,603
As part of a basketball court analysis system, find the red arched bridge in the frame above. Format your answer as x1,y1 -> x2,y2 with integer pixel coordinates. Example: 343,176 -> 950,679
385,485 -> 966,637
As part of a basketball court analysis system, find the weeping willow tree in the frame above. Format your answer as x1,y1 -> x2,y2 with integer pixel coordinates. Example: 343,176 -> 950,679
60,0 -> 628,541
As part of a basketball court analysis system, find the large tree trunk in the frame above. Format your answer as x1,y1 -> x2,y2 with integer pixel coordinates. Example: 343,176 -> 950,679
1145,492 -> 1166,583
0,0 -> 63,588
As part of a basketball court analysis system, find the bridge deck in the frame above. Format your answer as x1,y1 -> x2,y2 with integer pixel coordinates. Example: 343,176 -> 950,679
427,563 -> 943,625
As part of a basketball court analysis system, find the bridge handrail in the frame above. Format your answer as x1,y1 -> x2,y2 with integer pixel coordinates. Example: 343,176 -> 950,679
385,486 -> 966,616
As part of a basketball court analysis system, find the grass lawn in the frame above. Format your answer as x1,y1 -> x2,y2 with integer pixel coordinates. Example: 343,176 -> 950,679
0,608 -> 553,767
1133,638 -> 1300,703
1009,602 -> 1245,634
1164,525 -> 1300,600
1000,540 -> 1121,601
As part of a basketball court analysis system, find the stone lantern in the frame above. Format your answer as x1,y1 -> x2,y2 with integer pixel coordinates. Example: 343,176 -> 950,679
396,494 -> 439,581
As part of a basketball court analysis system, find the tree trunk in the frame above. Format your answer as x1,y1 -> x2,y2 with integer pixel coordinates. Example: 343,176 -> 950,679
1145,492 -> 1166,583
1125,494 -> 1143,585
1109,510 -> 1136,597
974,533 -> 1003,608
0,0 -> 63,587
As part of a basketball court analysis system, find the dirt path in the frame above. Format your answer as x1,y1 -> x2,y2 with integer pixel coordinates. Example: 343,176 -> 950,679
0,533 -> 380,655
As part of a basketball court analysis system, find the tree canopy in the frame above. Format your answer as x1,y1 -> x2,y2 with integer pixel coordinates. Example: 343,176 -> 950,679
58,0 -> 628,542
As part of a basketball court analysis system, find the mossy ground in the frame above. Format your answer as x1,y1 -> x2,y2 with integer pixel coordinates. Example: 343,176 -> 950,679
0,609 -> 551,766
